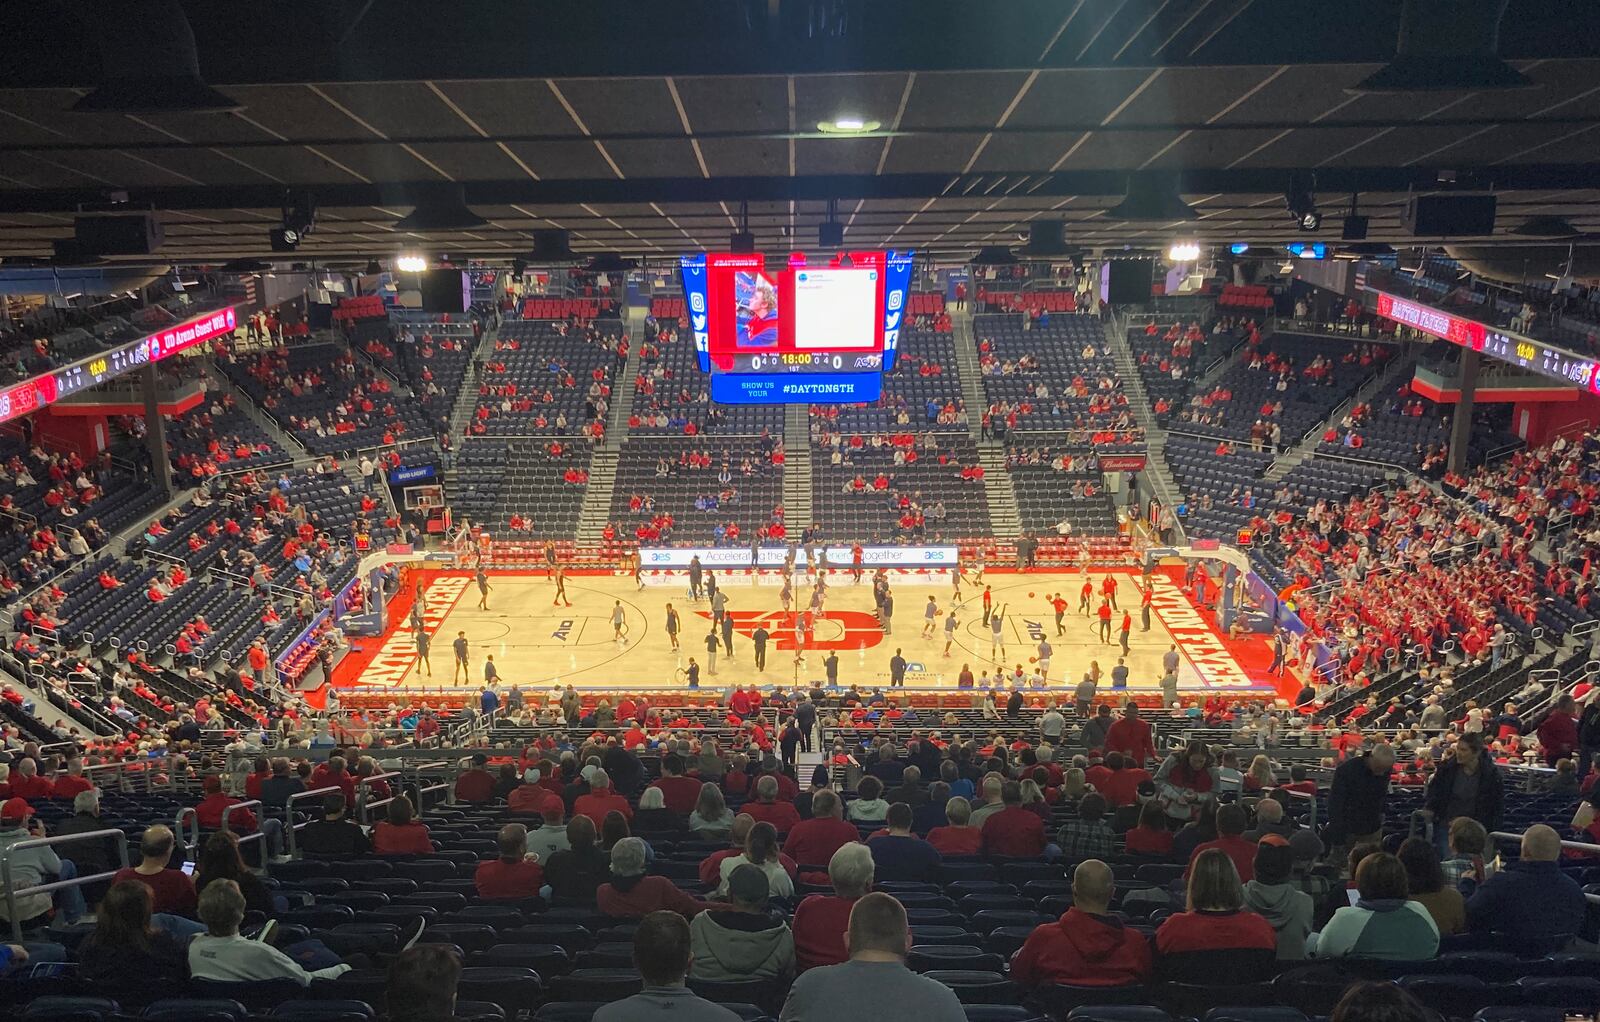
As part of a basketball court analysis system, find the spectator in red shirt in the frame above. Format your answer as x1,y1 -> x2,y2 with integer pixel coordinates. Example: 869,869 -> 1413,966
782,789 -> 860,867
112,824 -> 197,916
574,769 -> 633,827
1104,702 -> 1157,767
648,754 -> 703,815
980,781 -> 1046,857
1011,858 -> 1153,988
373,795 -> 434,856
454,754 -> 497,803
792,842 -> 873,971
308,756 -> 357,804
7,759 -> 52,800
741,775 -> 800,833
1123,802 -> 1176,857
600,837 -> 723,919
1538,694 -> 1580,768
1187,804 -> 1258,883
242,758 -> 271,801
475,824 -> 546,900
51,758 -> 93,801
1155,847 -> 1278,983
193,775 -> 257,831
508,770 -> 562,816
927,797 -> 983,856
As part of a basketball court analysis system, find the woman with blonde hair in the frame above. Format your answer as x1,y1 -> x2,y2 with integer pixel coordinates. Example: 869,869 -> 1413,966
1059,767 -> 1091,803
1019,777 -> 1049,820
1245,754 -> 1276,793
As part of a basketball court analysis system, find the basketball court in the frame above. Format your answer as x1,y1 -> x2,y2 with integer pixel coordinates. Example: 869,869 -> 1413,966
333,565 -> 1295,699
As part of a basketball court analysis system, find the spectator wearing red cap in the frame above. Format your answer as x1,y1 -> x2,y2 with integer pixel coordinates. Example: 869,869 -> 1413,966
0,796 -> 89,929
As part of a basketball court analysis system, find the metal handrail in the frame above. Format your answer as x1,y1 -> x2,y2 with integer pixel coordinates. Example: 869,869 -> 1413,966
408,760 -> 453,811
1,828 -> 130,942
174,807 -> 200,851
84,756 -> 174,794
355,771 -> 403,825
1491,831 -> 1600,855
220,798 -> 265,847
283,785 -> 342,858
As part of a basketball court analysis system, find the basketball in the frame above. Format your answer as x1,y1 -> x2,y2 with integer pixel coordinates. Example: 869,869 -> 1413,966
1028,656 -> 1038,664
1028,591 -> 1035,598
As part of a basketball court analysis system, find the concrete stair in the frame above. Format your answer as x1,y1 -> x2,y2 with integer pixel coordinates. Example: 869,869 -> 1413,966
783,404 -> 813,532
1105,317 -> 1184,529
977,441 -> 1020,538
949,307 -> 988,441
575,448 -> 621,543
446,321 -> 499,448
603,309 -> 645,449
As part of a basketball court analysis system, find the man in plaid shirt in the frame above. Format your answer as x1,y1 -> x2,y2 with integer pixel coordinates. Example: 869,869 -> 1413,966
1054,793 -> 1115,862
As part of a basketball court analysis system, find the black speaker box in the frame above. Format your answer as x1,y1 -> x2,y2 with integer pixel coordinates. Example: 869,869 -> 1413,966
419,269 -> 469,313
74,213 -> 164,255
1403,194 -> 1497,237
1106,260 -> 1153,304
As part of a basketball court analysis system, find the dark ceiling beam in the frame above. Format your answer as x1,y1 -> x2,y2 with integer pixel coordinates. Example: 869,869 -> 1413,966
6,116 -> 1600,153
6,166 -> 1600,214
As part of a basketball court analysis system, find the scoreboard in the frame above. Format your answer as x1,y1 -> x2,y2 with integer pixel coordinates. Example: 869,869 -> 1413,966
0,305 -> 237,425
680,249 -> 913,404
1370,290 -> 1600,392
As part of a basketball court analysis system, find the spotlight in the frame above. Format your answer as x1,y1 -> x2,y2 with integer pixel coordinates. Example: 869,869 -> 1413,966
1286,174 -> 1321,232
395,255 -> 427,273
1229,243 -> 1250,255
1167,242 -> 1200,262
268,227 -> 300,252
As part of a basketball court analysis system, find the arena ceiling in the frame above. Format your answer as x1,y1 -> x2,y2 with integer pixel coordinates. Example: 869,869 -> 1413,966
1,0 -> 1599,265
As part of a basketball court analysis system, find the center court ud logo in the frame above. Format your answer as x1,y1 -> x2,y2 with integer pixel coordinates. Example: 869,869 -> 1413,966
694,610 -> 886,650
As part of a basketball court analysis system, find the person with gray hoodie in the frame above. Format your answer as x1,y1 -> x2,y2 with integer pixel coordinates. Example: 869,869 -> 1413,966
690,864 -> 795,983
1243,838 -> 1314,961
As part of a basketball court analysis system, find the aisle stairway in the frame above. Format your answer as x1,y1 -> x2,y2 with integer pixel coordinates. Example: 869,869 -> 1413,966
783,404 -> 813,532
603,308 -> 645,449
1105,318 -> 1184,527
949,307 -> 989,442
446,320 -> 498,447
976,441 -> 1020,538
575,449 -> 620,544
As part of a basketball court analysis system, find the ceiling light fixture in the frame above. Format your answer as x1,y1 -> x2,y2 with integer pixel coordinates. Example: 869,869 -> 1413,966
818,117 -> 881,134
395,255 -> 427,273
1167,242 -> 1201,262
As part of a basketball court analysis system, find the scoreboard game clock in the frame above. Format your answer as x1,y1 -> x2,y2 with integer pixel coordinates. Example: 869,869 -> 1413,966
1371,289 -> 1600,393
0,305 -> 237,426
681,249 -> 913,405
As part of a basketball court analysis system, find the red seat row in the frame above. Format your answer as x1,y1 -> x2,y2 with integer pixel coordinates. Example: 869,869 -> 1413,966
978,289 -> 1078,313
520,298 -> 616,321
1219,284 -> 1273,310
